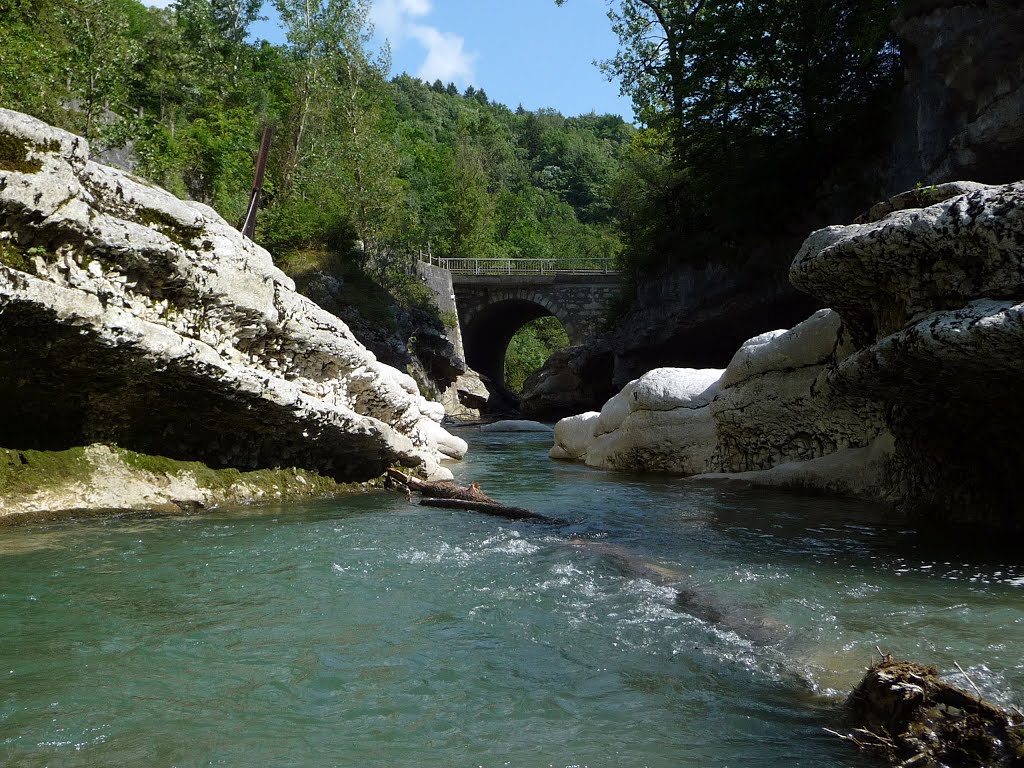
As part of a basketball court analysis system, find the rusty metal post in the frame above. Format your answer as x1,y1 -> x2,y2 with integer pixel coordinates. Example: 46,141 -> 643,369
241,126 -> 274,240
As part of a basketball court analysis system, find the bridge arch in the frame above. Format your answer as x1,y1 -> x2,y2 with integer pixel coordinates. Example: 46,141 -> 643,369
418,257 -> 624,396
460,289 -> 581,387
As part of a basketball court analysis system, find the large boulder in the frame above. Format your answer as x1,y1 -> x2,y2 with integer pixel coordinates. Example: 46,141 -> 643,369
438,369 -> 490,422
554,367 -> 723,474
712,309 -> 886,472
0,108 -> 462,483
553,181 -> 1024,528
519,343 -> 618,421
791,181 -> 1024,345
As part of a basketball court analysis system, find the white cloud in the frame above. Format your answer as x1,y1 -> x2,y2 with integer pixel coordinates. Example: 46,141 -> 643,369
409,25 -> 476,84
370,0 -> 476,85
370,0 -> 432,44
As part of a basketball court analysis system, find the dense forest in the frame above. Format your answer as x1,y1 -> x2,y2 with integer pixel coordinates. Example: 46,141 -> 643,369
0,0 -> 635,390
0,0 -> 903,393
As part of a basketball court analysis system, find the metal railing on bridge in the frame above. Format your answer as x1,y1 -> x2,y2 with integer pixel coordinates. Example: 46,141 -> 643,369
421,255 -> 620,276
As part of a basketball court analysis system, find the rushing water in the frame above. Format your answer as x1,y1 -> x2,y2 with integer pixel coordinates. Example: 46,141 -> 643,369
2,430 -> 1022,767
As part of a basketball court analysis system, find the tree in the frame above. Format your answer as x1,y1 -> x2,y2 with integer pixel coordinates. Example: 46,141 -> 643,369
273,0 -> 376,190
504,316 -> 569,392
559,0 -> 897,156
557,0 -> 900,270
59,0 -> 140,139
443,129 -> 494,259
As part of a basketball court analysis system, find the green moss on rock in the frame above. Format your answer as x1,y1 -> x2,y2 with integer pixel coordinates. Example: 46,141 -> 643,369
0,241 -> 30,272
1,444 -> 386,522
112,446 -> 366,498
0,447 -> 94,497
139,207 -> 202,248
0,131 -> 43,174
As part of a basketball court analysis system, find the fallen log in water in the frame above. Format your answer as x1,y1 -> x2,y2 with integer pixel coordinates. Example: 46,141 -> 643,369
829,657 -> 1024,767
387,469 -> 496,503
418,497 -> 556,523
387,469 -> 556,523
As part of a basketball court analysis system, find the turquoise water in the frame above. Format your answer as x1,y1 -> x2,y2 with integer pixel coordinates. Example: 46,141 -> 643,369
2,430 -> 1022,767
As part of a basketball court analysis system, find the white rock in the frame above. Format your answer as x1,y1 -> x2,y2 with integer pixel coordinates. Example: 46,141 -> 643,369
693,432 -> 896,500
721,309 -> 840,388
419,419 -> 468,460
595,367 -> 723,436
584,404 -> 719,474
549,411 -> 600,460
555,367 -> 724,473
0,108 -> 462,484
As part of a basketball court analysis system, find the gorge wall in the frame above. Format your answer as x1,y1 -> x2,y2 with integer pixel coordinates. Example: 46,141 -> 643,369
551,181 -> 1024,530
522,0 -> 1024,420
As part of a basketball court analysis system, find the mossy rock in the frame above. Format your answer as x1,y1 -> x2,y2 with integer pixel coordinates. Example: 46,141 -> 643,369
112,446 -> 359,497
0,444 -> 384,522
0,446 -> 94,497
0,240 -> 30,272
139,207 -> 202,248
0,131 -> 43,174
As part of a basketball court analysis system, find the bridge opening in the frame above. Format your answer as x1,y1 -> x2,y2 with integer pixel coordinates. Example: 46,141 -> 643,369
504,317 -> 569,393
461,299 -> 570,396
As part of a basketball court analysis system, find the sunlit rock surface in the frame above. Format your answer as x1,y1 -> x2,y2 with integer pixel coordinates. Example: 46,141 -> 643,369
0,108 -> 461,484
712,309 -> 885,473
554,367 -> 722,474
554,182 -> 1024,528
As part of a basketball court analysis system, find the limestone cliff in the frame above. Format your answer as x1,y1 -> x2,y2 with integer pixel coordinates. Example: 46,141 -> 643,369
890,0 -> 1024,189
0,108 -> 466,502
552,181 -> 1024,529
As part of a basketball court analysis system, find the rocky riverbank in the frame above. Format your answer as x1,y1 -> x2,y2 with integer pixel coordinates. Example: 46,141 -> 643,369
551,181 -> 1024,529
0,108 -> 466,518
0,445 -> 377,521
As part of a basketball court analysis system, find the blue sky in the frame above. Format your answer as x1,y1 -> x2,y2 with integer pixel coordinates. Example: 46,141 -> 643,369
246,0 -> 635,119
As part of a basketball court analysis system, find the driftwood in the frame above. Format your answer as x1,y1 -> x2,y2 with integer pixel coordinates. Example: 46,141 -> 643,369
387,469 -> 555,523
387,469 -> 495,502
418,498 -> 555,522
829,657 -> 1024,767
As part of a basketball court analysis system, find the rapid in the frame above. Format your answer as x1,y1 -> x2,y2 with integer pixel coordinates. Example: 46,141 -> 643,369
2,429 -> 1022,767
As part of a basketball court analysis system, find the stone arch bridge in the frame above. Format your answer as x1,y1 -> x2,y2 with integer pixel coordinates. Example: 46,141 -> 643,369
418,257 -> 624,387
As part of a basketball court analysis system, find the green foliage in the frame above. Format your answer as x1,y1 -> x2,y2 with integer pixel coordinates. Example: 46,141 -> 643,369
0,0 -> 632,336
439,309 -> 458,330
388,74 -> 631,264
504,316 -> 569,393
559,0 -> 901,272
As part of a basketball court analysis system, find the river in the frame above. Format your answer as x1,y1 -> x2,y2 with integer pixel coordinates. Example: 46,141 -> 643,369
2,429 -> 1022,767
